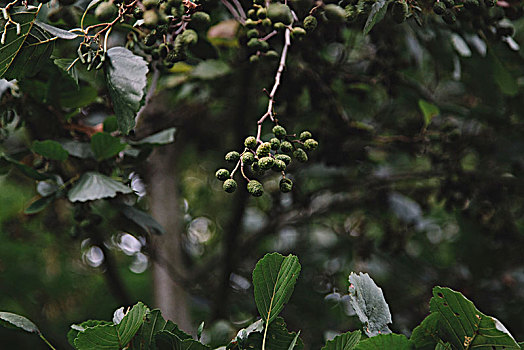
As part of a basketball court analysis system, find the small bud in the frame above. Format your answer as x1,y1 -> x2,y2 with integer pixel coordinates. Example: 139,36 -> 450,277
280,141 -> 293,153
225,151 -> 240,162
304,139 -> 318,151
279,178 -> 293,193
272,159 -> 286,172
267,3 -> 292,25
247,29 -> 259,39
245,18 -> 258,28
215,169 -> 230,181
275,154 -> 291,165
303,15 -> 317,32
223,179 -> 237,193
270,138 -> 280,150
249,55 -> 260,63
265,50 -> 279,59
292,27 -> 306,38
323,4 -> 346,23
259,156 -> 275,170
272,125 -> 287,139
257,8 -> 267,19
247,180 -> 264,197
293,148 -> 308,162
242,152 -> 255,165
299,131 -> 312,141
245,136 -> 257,149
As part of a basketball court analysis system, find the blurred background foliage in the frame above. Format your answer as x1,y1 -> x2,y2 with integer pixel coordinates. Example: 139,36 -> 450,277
1,0 -> 524,348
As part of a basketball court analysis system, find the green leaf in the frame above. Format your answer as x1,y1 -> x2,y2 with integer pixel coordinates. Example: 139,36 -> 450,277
321,330 -> 361,350
2,155 -> 52,180
67,320 -> 113,347
67,172 -> 133,202
363,0 -> 390,35
191,60 -> 230,80
104,47 -> 148,135
253,253 -> 301,325
418,100 -> 440,127
242,317 -> 304,350
24,195 -> 54,214
155,330 -> 210,350
354,333 -> 410,349
492,54 -> 518,96
0,6 -> 54,80
348,272 -> 392,337
34,20 -> 78,40
130,309 -> 191,350
74,302 -> 148,350
129,127 -> 176,145
409,313 -> 440,350
60,140 -> 95,159
429,287 -> 520,349
118,205 -> 166,235
54,58 -> 79,85
32,140 -> 69,161
91,132 -> 126,161
0,311 -> 39,334
59,85 -> 98,109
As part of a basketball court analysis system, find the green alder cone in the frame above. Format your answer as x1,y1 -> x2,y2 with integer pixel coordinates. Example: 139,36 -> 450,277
433,2 -> 446,15
275,154 -> 291,165
259,156 -> 275,170
190,11 -> 211,31
304,138 -> 318,151
270,138 -> 281,150
180,29 -> 198,46
247,29 -> 259,39
443,0 -> 454,8
280,141 -> 293,153
245,136 -> 257,149
242,152 -> 255,165
216,169 -> 230,181
464,0 -> 479,10
272,159 -> 286,171
279,178 -> 293,192
256,142 -> 272,157
223,179 -> 237,193
324,4 -> 346,23
267,3 -> 293,25
442,9 -> 456,24
299,131 -> 312,141
272,125 -> 287,139
95,2 -> 117,22
303,15 -> 317,32
143,10 -> 160,28
391,0 -> 409,24
265,50 -> 279,59
225,151 -> 240,162
247,180 -> 264,197
293,148 -> 308,162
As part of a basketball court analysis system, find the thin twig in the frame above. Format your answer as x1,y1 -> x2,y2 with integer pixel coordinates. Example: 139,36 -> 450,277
230,0 -> 246,20
220,0 -> 243,23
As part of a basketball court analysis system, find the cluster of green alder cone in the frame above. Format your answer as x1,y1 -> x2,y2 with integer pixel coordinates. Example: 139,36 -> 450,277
216,126 -> 318,197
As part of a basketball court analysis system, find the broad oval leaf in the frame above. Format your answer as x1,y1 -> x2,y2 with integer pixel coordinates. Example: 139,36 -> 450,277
129,127 -> 176,146
321,330 -> 361,350
67,172 -> 133,202
0,311 -> 40,334
363,0 -> 390,35
348,272 -> 392,337
32,140 -> 69,161
241,317 -> 303,350
24,195 -> 54,214
355,333 -> 410,349
91,132 -> 126,160
105,47 -> 148,135
155,330 -> 210,350
34,21 -> 78,40
252,253 -> 301,325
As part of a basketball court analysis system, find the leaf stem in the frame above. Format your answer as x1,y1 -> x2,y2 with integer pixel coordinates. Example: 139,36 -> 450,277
39,333 -> 57,350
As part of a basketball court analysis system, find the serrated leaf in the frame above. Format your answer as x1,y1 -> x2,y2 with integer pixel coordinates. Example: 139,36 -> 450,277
354,333 -> 410,349
242,317 -> 304,350
321,330 -> 361,350
67,320 -> 113,347
32,140 -> 69,161
253,253 -> 301,325
104,47 -> 148,135
155,330 -> 210,350
130,309 -> 191,350
348,272 -> 392,337
0,311 -> 39,334
74,302 -> 148,350
129,127 -> 176,145
418,100 -> 440,127
60,140 -> 95,159
429,287 -> 520,349
34,21 -> 78,40
24,195 -> 54,214
91,132 -> 126,160
363,0 -> 390,35
409,313 -> 440,350
191,60 -> 230,80
54,58 -> 79,85
68,172 -> 133,202
0,6 -> 54,80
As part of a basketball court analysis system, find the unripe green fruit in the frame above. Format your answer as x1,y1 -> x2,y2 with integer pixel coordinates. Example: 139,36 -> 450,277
442,9 -> 456,24
303,15 -> 317,32
250,55 -> 260,63
391,0 -> 408,24
245,19 -> 258,28
259,156 -> 275,170
267,3 -> 292,25
247,8 -> 257,20
270,138 -> 280,150
261,18 -> 272,27
247,38 -> 261,49
216,168 -> 230,181
280,141 -> 293,153
257,8 -> 267,19
442,0 -> 454,8
324,4 -> 346,23
258,40 -> 270,52
275,154 -> 291,165
273,22 -> 287,30
245,136 -> 257,149
242,152 -> 255,165
223,179 -> 237,193
272,125 -> 287,139
265,50 -> 279,59
273,159 -> 286,172
279,178 -> 293,193
190,11 -> 211,31
247,29 -> 259,39
304,138 -> 318,151
293,148 -> 308,162
143,10 -> 160,28
299,131 -> 312,141
433,2 -> 445,15
292,27 -> 306,38
95,2 -> 117,22
256,142 -> 272,157
180,29 -> 198,45
225,151 -> 240,162
143,0 -> 160,9
251,162 -> 265,176
133,7 -> 144,19
247,180 -> 264,197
